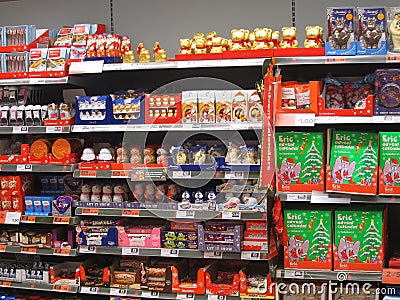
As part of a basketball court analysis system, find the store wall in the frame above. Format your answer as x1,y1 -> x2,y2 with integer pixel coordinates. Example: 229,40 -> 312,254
0,0 -> 400,54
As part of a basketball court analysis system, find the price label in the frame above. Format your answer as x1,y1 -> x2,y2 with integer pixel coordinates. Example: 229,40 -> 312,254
224,171 -> 244,179
53,285 -> 72,292
29,78 -> 46,84
207,295 -> 226,300
241,251 -> 261,260
69,60 -> 104,74
79,170 -> 97,177
386,55 -> 400,62
21,247 -> 37,254
294,114 -> 315,127
122,247 -> 140,256
221,211 -> 241,220
45,126 -> 63,133
176,294 -> 194,299
175,210 -> 195,219
142,291 -> 160,298
284,270 -> 305,279
0,281 -> 11,287
204,251 -> 223,259
21,215 -> 36,223
286,194 -> 308,201
80,286 -> 99,294
110,288 -> 128,296
372,115 -> 400,123
161,248 -> 179,257
12,126 -> 28,134
121,209 -> 140,217
53,248 -> 71,256
325,57 -> 346,63
81,208 -> 99,215
4,212 -> 21,225
79,246 -> 97,253
150,124 -> 159,129
16,164 -> 32,172
172,171 -> 192,178
0,245 -> 6,252
53,217 -> 70,224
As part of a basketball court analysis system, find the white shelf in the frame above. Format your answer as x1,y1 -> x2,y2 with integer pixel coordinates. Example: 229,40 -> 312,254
72,123 -> 262,132
0,77 -> 69,86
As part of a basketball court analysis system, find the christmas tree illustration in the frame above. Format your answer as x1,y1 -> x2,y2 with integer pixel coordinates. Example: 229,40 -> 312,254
355,139 -> 378,186
359,218 -> 382,263
309,218 -> 330,262
301,139 -> 323,184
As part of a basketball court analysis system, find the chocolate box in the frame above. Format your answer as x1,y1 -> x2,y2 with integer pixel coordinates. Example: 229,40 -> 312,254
76,95 -> 111,125
140,259 -> 173,292
284,209 -> 333,270
239,262 -> 274,299
47,47 -> 69,72
215,90 -> 232,123
356,7 -> 387,55
379,132 -> 400,195
374,69 -> 400,115
204,261 -> 246,296
181,91 -> 198,123
171,260 -> 207,294
198,222 -> 242,252
80,257 -> 112,287
75,225 -> 118,246
29,48 -> 47,72
387,7 -> 400,53
117,226 -> 162,248
3,25 -> 36,46
326,7 -> 357,56
145,94 -> 181,124
111,94 -> 144,124
110,258 -> 148,289
198,90 -> 215,123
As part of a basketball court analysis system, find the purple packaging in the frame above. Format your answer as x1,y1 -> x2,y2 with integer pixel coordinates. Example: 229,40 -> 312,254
357,7 -> 387,55
374,69 -> 400,115
326,7 -> 356,55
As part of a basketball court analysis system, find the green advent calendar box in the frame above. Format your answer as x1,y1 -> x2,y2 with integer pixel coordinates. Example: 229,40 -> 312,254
326,130 -> 378,195
334,208 -> 385,271
284,209 -> 332,270
276,132 -> 325,192
379,132 -> 400,195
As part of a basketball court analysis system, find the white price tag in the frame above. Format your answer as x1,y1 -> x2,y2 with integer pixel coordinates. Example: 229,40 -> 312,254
69,60 -> 104,74
79,246 -> 97,253
176,294 -> 194,299
45,126 -> 63,133
4,212 -> 21,225
241,251 -> 261,260
172,171 -> 192,178
294,113 -> 315,127
142,291 -> 160,298
286,194 -> 308,201
221,211 -> 241,220
80,287 -> 99,294
224,171 -> 244,179
310,191 -> 350,204
161,248 -> 179,257
207,295 -> 226,300
175,210 -> 195,218
284,270 -> 305,279
204,251 -> 223,259
122,247 -> 140,256
16,164 -> 32,172
29,78 -> 46,85
12,126 -> 28,134
110,288 -> 128,296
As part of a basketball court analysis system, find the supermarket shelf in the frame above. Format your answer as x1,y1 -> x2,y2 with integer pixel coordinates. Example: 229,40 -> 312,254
77,246 -> 268,260
72,123 -> 262,133
79,286 -> 243,300
274,54 -> 399,66
0,164 -> 76,173
75,207 -> 266,220
167,170 -> 261,180
279,192 -> 400,204
20,215 -> 79,225
0,246 -> 77,256
74,168 -> 166,180
101,58 -> 266,71
0,77 -> 69,86
0,281 -> 78,293
276,269 -> 382,282
0,126 -> 70,134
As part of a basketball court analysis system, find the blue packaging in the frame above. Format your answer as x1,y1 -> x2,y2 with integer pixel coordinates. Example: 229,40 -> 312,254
76,95 -> 111,125
111,94 -> 145,124
326,7 -> 357,55
33,197 -> 42,214
0,27 -> 4,46
357,7 -> 387,55
41,197 -> 52,216
3,25 -> 36,46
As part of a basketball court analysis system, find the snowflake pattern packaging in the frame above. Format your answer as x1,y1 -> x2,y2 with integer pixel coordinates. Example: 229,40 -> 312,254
326,130 -> 378,195
276,132 -> 325,192
284,209 -> 332,270
334,208 -> 385,271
